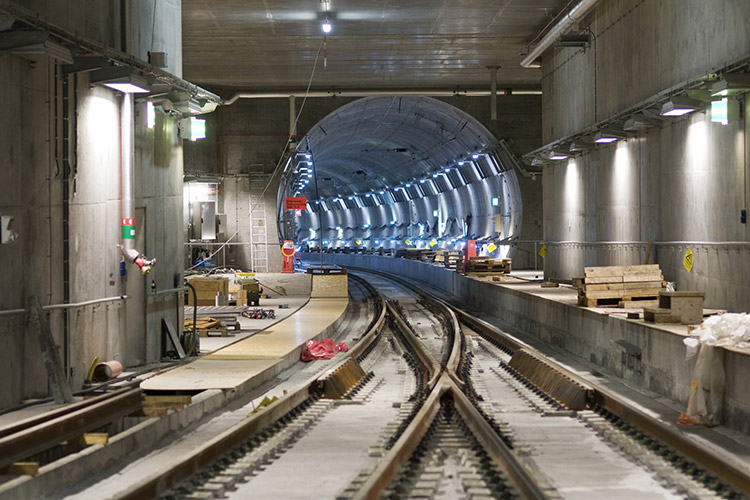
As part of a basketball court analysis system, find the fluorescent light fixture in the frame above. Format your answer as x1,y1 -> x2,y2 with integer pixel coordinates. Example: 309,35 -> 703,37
322,21 -> 332,33
363,224 -> 370,228
660,96 -> 704,117
419,179 -> 426,184
710,74 -> 750,96
379,190 -> 385,194
390,220 -> 396,225
336,225 -> 341,230
348,196 -> 354,200
189,117 -> 206,141
307,161 -> 313,166
405,183 -> 411,188
594,132 -> 618,143
146,102 -> 156,129
471,153 -> 479,159
549,152 -> 568,160
432,173 -> 439,178
444,167 -> 451,173
104,81 -> 149,93
491,197 -> 499,206
305,153 -> 312,159
457,160 -> 465,166
433,210 -> 439,217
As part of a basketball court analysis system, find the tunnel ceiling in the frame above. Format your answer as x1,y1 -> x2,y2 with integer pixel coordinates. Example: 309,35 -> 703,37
182,0 -> 571,90
299,96 -> 499,199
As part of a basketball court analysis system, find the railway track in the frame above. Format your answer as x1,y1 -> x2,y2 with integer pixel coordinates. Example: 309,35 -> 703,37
2,269 -> 749,499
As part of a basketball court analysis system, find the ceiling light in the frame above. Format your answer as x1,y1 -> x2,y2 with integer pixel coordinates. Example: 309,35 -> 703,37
457,160 -> 465,166
660,96 -> 704,117
322,20 -> 332,33
444,167 -> 451,173
419,179 -> 426,184
305,153 -> 312,159
405,183 -> 411,188
471,153 -> 479,159
549,152 -> 568,161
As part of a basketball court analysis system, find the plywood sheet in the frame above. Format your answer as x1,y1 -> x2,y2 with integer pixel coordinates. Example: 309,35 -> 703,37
140,359 -> 279,391
310,274 -> 348,298
205,298 -> 348,360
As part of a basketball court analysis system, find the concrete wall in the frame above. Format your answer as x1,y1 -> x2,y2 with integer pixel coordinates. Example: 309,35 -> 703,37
540,0 -> 750,312
183,94 -> 544,271
312,254 -> 750,435
0,1 -> 185,408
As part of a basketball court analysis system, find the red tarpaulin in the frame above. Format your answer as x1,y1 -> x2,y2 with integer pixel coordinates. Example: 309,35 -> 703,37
300,338 -> 348,361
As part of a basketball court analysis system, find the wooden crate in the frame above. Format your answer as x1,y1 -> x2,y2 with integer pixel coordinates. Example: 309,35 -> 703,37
575,264 -> 665,307
186,276 -> 229,306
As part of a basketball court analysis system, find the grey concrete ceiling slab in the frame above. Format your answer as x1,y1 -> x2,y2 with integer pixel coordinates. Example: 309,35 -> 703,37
183,0 -> 570,90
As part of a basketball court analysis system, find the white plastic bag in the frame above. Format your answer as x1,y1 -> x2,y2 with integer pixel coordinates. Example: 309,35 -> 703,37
679,344 -> 725,427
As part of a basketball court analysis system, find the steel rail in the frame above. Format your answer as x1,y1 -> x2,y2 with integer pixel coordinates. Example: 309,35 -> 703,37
353,270 -> 546,499
442,286 -> 750,497
0,387 -> 135,440
386,300 -> 442,388
114,281 -> 388,500
0,388 -> 142,470
351,378 -> 447,500
446,375 -> 548,500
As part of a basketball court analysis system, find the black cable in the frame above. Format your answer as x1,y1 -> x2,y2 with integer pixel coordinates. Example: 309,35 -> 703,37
185,281 -> 198,355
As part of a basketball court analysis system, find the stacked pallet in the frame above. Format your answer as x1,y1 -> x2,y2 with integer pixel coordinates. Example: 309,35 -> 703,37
434,249 -> 462,269
184,317 -> 228,337
464,257 -> 512,275
576,264 -> 665,307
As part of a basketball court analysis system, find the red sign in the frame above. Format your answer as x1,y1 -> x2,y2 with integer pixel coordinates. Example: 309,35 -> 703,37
286,197 -> 307,210
121,218 -> 134,226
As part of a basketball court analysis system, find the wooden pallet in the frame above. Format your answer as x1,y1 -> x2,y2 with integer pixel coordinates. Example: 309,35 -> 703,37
464,257 -> 511,274
197,326 -> 228,337
575,264 -> 665,308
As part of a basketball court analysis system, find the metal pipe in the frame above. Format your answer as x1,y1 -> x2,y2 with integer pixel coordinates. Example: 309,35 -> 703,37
121,93 -> 155,274
489,67 -> 498,121
0,295 -> 128,317
520,0 -> 600,68
224,88 -> 542,105
289,95 -> 297,141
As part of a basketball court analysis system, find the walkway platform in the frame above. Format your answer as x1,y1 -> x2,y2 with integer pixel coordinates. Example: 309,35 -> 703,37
141,272 -> 349,392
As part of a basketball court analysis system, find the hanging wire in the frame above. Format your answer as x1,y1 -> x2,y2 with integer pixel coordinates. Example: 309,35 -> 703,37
187,37 -> 326,271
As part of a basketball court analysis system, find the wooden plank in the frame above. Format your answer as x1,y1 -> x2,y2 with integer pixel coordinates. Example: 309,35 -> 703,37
582,283 -> 624,293
584,276 -> 624,284
144,395 -> 192,405
623,281 -> 663,290
64,433 -> 109,446
0,462 -> 38,476
27,295 -> 74,404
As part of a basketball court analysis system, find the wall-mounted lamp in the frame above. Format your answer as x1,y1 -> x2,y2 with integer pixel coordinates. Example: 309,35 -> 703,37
91,67 -> 150,93
710,73 -> 750,96
660,96 -> 704,117
593,131 -> 619,144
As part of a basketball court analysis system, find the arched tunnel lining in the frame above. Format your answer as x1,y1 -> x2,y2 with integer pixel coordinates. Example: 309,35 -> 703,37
279,96 -> 524,257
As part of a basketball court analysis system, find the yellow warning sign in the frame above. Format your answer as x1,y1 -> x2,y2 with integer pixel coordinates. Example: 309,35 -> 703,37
429,239 -> 437,247
487,242 -> 497,253
683,248 -> 694,272
405,239 -> 412,245
538,244 -> 547,258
